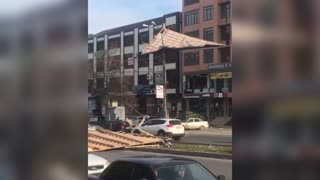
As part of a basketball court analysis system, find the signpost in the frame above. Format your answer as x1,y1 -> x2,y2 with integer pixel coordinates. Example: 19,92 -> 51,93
156,85 -> 164,99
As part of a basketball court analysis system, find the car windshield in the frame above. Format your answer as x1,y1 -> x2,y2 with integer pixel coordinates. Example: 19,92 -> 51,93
155,163 -> 216,180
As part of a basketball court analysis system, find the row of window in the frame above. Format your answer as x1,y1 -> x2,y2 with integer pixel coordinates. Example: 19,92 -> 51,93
92,69 -> 179,90
90,48 -> 229,72
184,3 -> 230,26
185,76 -> 232,93
184,48 -> 230,66
88,27 -> 169,53
185,24 -> 230,42
90,25 -> 226,53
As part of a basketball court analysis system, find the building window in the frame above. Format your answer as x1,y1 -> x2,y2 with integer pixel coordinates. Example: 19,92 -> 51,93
185,10 -> 199,26
166,49 -> 179,63
138,75 -> 148,85
203,27 -> 214,41
184,52 -> 199,66
210,79 -> 215,89
108,37 -> 120,49
220,25 -> 231,41
108,55 -> 121,71
96,78 -> 104,89
204,49 -> 214,64
138,53 -> 149,67
220,47 -> 231,63
220,3 -> 231,19
124,53 -> 135,69
153,51 -> 162,66
139,31 -> 149,44
204,6 -> 214,21
88,42 -> 93,53
184,0 -> 199,6
167,70 -> 179,89
216,79 -> 224,92
96,59 -> 105,72
97,40 -> 104,51
185,31 -> 199,38
124,34 -> 134,47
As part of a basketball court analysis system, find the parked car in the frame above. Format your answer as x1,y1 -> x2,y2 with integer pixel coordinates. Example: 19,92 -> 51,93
94,155 -> 225,180
132,118 -> 185,141
101,120 -> 131,132
88,154 -> 110,176
182,118 -> 209,130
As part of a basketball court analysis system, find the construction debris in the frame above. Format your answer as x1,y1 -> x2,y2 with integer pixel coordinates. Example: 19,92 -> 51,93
88,127 -> 165,152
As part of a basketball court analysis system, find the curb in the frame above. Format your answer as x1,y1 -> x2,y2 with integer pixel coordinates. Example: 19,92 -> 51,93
173,141 -> 232,147
128,148 -> 232,160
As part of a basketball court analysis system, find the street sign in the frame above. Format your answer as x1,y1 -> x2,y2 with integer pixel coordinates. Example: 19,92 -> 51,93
208,62 -> 232,70
134,85 -> 152,94
222,88 -> 229,92
211,72 -> 232,80
156,85 -> 164,99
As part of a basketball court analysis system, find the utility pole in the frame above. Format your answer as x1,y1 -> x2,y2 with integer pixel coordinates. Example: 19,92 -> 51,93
161,29 -> 169,119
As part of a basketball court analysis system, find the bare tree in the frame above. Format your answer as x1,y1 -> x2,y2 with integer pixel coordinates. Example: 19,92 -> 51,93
94,51 -> 134,113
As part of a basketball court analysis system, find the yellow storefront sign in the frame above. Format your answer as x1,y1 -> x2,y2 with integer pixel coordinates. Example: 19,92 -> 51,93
211,72 -> 232,79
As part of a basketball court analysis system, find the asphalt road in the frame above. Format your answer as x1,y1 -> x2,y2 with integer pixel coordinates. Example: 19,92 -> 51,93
180,129 -> 232,145
92,150 -> 232,180
180,134 -> 232,144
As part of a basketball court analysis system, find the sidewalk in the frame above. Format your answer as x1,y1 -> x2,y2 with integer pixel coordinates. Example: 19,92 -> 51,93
185,127 -> 232,136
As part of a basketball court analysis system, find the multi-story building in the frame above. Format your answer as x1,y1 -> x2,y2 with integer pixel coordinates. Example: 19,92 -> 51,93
181,0 -> 232,121
88,12 -> 182,117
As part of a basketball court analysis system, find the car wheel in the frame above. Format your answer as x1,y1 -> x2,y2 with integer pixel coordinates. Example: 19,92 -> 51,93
173,136 -> 182,141
199,126 -> 205,130
157,130 -> 166,137
133,130 -> 140,134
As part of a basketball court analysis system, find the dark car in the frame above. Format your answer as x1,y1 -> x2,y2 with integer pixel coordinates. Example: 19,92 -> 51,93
93,155 -> 225,180
101,120 -> 131,132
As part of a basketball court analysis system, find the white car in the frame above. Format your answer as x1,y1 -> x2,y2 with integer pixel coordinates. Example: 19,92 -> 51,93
132,118 -> 185,141
182,118 -> 209,130
88,154 -> 110,176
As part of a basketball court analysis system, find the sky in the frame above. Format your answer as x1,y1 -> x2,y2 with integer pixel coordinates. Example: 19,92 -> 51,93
88,0 -> 181,34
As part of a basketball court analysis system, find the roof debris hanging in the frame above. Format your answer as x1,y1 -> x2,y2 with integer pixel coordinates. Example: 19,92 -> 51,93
142,28 -> 225,54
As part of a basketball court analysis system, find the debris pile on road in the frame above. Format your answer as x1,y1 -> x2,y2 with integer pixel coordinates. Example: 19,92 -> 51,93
88,127 -> 165,152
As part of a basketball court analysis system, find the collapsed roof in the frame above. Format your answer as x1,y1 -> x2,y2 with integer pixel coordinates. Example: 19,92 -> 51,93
142,28 -> 225,54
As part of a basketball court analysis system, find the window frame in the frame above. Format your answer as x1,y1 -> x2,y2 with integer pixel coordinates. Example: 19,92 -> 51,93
184,10 -> 199,26
204,5 -> 214,21
203,27 -> 214,41
184,51 -> 200,66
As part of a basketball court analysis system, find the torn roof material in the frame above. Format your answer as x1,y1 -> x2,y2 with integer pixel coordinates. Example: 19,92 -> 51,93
142,28 -> 225,54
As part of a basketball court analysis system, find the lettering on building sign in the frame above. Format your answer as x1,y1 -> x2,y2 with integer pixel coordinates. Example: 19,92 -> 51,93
211,72 -> 232,79
208,62 -> 232,70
